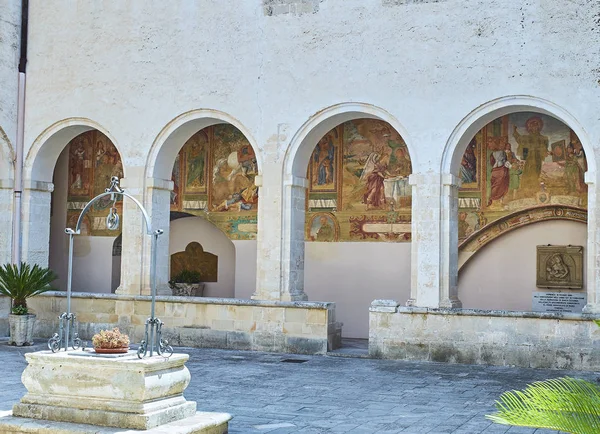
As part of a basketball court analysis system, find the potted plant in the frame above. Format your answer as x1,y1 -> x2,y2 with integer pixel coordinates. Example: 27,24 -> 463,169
168,269 -> 204,297
0,263 -> 57,346
92,327 -> 130,354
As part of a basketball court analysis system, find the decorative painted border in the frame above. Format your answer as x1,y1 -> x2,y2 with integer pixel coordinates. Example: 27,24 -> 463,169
459,205 -> 587,258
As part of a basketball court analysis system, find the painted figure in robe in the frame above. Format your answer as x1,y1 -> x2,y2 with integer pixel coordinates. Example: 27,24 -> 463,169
513,117 -> 549,190
361,153 -> 388,210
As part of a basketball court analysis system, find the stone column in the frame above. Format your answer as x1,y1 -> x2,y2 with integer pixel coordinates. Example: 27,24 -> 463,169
21,180 -> 53,267
143,177 -> 172,296
116,173 -> 172,297
406,173 -> 443,308
253,172 -> 308,302
280,175 -> 308,302
439,173 -> 462,308
116,170 -> 146,296
0,179 -> 14,265
583,173 -> 599,313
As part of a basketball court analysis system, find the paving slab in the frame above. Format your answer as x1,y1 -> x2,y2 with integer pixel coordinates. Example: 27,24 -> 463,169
0,339 -> 591,433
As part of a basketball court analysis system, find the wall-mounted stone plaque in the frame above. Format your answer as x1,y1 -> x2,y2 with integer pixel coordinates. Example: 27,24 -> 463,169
532,291 -> 586,313
170,242 -> 218,282
536,245 -> 583,289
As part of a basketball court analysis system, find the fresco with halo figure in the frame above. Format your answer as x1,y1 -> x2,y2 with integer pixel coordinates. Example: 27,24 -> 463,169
305,119 -> 413,242
457,112 -> 587,245
170,125 -> 258,240
66,130 -> 124,236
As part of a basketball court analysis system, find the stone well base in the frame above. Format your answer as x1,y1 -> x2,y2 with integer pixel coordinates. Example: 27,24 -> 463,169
13,350 -> 197,430
0,410 -> 231,434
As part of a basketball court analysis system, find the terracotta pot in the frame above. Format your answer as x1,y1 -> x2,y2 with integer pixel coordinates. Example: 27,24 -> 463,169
94,347 -> 129,354
8,314 -> 36,346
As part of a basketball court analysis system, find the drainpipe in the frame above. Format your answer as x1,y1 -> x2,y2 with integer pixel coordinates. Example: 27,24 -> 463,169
12,0 -> 28,266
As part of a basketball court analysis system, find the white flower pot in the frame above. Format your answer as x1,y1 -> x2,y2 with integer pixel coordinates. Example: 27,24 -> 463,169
8,314 -> 36,346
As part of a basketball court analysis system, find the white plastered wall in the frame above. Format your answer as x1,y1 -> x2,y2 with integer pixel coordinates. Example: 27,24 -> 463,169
305,242 -> 411,339
459,220 -> 587,311
21,1 -> 600,314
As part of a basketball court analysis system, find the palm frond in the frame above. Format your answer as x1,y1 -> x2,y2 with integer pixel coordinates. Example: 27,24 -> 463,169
0,263 -> 57,309
487,377 -> 600,434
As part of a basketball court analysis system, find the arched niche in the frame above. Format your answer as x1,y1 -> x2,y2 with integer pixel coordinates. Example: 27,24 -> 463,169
442,97 -> 595,310
283,103 -> 415,336
147,111 -> 260,299
169,214 -> 236,298
48,128 -> 124,293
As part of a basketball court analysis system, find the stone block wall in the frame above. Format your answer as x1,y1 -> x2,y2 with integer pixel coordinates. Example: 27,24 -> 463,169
369,300 -> 600,370
28,293 -> 341,354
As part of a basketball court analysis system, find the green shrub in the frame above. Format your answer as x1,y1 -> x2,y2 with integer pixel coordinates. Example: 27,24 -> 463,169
169,269 -> 202,285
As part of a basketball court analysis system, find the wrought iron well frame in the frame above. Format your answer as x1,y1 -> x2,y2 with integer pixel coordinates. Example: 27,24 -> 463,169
48,177 -> 172,358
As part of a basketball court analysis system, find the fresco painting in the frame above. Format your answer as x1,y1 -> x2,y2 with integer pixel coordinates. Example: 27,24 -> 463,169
170,125 -> 258,240
307,213 -> 339,242
306,119 -> 413,242
66,131 -> 124,236
458,112 -> 588,244
183,131 -> 208,194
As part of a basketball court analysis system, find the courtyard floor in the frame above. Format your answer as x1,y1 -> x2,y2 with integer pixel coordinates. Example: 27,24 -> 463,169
0,339 -> 594,434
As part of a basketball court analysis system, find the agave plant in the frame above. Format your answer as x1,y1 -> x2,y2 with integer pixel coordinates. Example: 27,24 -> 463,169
487,320 -> 600,434
0,263 -> 57,315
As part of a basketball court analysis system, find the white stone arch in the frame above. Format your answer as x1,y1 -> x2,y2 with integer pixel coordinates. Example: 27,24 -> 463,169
284,102 -> 417,180
25,117 -> 124,183
0,125 -> 15,266
440,95 -> 599,312
139,109 -> 261,298
279,102 -> 416,301
0,125 -> 15,179
442,95 -> 596,177
21,118 -> 123,268
146,109 -> 262,181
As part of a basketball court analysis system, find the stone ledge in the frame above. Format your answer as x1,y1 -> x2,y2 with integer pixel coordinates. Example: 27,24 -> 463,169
38,292 -> 335,310
370,299 -> 400,313
0,410 -> 231,433
393,306 -> 600,321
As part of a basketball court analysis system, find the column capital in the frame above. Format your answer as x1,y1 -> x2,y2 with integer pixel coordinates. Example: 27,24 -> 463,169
408,172 -> 440,186
441,173 -> 462,188
283,175 -> 308,189
0,179 -> 14,189
146,177 -> 173,191
585,171 -> 596,185
23,179 -> 53,192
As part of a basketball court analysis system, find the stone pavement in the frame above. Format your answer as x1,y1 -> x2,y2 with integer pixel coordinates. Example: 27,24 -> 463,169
0,339 -> 595,433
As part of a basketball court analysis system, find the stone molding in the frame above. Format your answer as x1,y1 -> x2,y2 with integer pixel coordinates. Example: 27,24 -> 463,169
283,175 -> 308,189
146,177 -> 174,191
22,179 -> 53,192
0,179 -> 14,189
38,291 -> 335,309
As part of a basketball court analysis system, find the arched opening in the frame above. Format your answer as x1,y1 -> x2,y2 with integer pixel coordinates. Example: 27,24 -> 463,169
148,111 -> 260,299
169,213 -> 236,298
285,104 -> 416,339
450,108 -> 591,312
48,129 -> 124,293
0,125 -> 14,266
